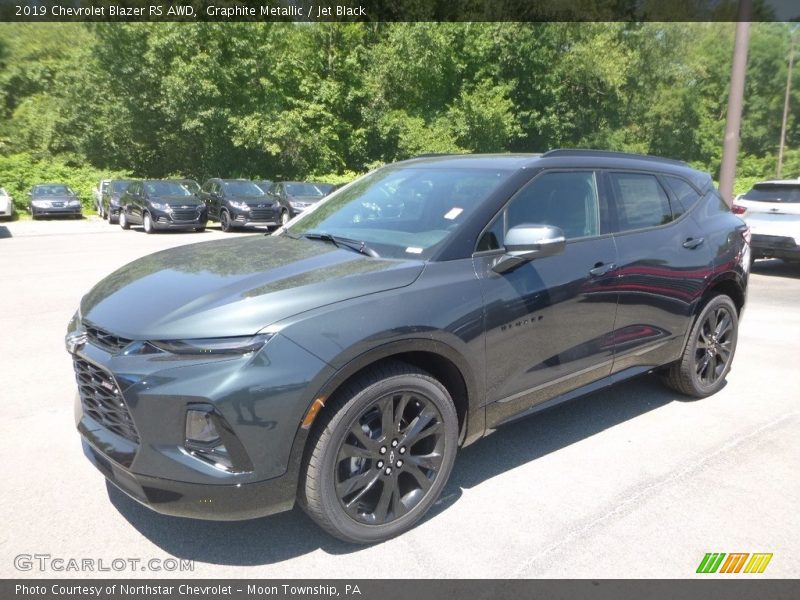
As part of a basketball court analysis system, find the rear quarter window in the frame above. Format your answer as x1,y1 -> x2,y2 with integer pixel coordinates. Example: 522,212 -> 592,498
664,175 -> 702,217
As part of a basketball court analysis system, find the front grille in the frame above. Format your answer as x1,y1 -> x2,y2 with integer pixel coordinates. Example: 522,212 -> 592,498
170,208 -> 199,222
249,208 -> 277,221
85,323 -> 133,354
73,358 -> 140,444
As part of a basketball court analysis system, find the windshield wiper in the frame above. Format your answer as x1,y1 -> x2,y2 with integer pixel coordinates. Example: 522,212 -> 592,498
301,232 -> 378,257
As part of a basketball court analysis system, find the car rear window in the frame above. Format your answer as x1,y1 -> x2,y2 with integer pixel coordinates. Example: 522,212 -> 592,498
741,184 -> 800,203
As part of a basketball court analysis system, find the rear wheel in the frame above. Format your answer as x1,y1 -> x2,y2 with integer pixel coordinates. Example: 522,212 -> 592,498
661,294 -> 738,398
300,361 -> 458,544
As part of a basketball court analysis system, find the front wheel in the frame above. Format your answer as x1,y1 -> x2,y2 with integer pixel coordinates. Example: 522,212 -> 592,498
220,209 -> 233,233
119,210 -> 130,230
280,210 -> 290,227
300,361 -> 459,544
143,212 -> 154,234
661,294 -> 739,398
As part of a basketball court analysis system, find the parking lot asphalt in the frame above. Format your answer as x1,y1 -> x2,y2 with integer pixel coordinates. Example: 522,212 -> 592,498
0,217 -> 798,578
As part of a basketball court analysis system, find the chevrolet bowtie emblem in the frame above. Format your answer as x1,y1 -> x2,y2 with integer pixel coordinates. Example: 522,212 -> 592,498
65,331 -> 88,354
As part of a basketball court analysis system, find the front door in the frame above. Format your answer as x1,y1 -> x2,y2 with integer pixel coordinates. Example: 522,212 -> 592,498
475,170 -> 619,426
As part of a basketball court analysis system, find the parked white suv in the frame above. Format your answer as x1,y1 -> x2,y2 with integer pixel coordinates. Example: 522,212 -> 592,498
0,187 -> 15,219
734,179 -> 800,264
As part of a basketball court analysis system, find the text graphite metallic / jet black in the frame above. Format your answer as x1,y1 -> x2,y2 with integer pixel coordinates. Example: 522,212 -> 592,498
66,151 -> 750,543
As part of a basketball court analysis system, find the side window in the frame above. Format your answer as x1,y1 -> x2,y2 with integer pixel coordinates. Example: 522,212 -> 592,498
663,175 -> 702,217
476,171 -> 601,251
609,172 -> 672,232
201,181 -> 212,193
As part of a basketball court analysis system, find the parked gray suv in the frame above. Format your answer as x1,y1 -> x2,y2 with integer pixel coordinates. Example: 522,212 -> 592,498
67,151 -> 749,543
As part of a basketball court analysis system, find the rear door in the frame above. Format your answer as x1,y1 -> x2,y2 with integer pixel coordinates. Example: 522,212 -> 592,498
476,170 -> 619,426
605,171 -> 714,373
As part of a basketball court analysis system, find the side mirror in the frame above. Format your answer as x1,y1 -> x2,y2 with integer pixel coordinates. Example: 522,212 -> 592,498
492,224 -> 566,274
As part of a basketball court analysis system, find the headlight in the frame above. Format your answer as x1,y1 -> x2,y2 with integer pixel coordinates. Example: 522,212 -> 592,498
229,201 -> 250,211
150,202 -> 165,210
148,333 -> 273,356
31,200 -> 49,207
289,201 -> 307,209
68,200 -> 81,207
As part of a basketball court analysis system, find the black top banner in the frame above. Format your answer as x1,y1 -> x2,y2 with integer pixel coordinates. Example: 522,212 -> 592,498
1,0 -> 799,23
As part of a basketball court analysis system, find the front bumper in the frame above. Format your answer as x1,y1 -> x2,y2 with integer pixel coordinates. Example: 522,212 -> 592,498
230,207 -> 281,228
82,436 -> 296,520
32,205 -> 81,216
750,233 -> 800,261
71,331 -> 328,520
151,207 -> 208,230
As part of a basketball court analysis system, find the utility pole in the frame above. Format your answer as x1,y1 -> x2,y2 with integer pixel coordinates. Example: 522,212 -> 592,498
777,26 -> 798,179
718,0 -> 752,206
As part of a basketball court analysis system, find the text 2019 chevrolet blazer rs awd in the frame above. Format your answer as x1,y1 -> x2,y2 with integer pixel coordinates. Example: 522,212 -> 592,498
66,151 -> 749,543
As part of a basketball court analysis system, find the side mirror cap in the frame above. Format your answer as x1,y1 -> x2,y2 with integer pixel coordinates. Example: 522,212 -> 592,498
492,224 -> 566,274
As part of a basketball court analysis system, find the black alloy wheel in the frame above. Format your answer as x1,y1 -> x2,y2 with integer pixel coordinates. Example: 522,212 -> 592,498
661,294 -> 738,397
300,361 -> 458,544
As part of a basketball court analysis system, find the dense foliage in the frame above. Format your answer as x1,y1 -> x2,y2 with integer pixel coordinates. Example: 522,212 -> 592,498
0,22 -> 798,210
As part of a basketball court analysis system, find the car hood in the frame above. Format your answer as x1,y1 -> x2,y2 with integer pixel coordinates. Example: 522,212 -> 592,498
288,195 -> 324,203
81,235 -> 424,340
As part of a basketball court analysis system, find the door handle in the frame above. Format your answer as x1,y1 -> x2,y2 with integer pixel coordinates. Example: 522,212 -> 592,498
682,237 -> 705,249
589,262 -> 617,277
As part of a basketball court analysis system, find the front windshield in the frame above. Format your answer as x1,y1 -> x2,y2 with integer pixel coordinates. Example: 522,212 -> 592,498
145,181 -> 192,197
33,184 -> 73,196
286,183 -> 327,197
284,166 -> 512,259
111,180 -> 132,193
223,180 -> 264,196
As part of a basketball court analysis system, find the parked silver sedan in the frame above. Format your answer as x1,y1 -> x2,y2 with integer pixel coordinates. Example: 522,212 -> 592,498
0,187 -> 15,219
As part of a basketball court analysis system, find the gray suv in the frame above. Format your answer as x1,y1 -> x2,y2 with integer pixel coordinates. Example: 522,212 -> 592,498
67,151 -> 749,543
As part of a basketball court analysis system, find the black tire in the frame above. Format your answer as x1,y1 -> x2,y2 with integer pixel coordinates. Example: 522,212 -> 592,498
280,210 -> 290,227
143,212 -> 155,234
220,209 -> 233,232
661,294 -> 739,398
194,224 -> 206,232
119,210 -> 130,230
299,361 -> 458,544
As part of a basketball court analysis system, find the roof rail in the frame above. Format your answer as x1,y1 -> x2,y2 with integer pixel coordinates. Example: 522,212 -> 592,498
542,149 -> 688,167
412,153 -> 459,159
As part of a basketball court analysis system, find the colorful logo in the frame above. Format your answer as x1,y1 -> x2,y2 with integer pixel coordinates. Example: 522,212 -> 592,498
696,553 -> 773,574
